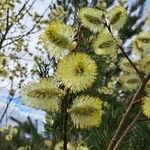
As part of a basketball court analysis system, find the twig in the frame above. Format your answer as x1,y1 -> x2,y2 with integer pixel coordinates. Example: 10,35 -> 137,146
107,73 -> 150,150
0,80 -> 15,124
1,3 -> 51,49
132,98 -> 142,104
63,88 -> 70,150
72,22 -> 83,52
103,16 -> 143,80
113,111 -> 141,150
117,44 -> 143,80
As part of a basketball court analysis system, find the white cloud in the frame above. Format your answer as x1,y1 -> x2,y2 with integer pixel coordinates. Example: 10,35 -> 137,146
0,97 -> 46,133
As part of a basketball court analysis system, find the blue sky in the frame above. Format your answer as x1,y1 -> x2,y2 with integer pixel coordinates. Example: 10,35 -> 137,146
0,90 -> 45,133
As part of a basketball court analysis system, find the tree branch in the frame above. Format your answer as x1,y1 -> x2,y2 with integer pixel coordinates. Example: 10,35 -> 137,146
63,88 -> 70,150
1,3 -> 51,49
107,73 -> 150,150
103,16 -> 143,80
113,111 -> 141,150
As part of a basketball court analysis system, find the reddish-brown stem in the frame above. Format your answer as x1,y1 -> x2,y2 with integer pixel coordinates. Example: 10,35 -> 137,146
72,22 -> 83,52
113,111 -> 141,150
63,89 -> 70,150
107,74 -> 150,150
117,44 -> 143,80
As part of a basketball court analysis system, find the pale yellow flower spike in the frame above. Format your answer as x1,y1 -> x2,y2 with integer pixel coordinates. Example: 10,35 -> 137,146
68,95 -> 103,129
140,54 -> 150,74
56,52 -> 97,92
132,32 -> 150,55
54,141 -> 74,150
21,78 -> 63,112
142,96 -> 150,118
78,7 -> 103,32
92,28 -> 117,55
54,141 -> 89,150
120,58 -> 140,73
41,20 -> 75,60
107,6 -> 127,30
120,72 -> 140,92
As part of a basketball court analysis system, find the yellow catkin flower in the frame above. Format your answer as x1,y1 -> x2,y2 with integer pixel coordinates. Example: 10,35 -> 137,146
120,58 -> 140,73
44,140 -> 52,148
107,6 -> 127,30
56,52 -> 97,92
54,141 -> 89,150
96,0 -> 107,11
5,134 -> 13,141
78,7 -> 103,32
142,96 -> 150,118
41,20 -> 75,60
54,141 -> 74,150
140,55 -> 150,74
17,146 -> 31,150
77,146 -> 89,150
119,72 -> 140,92
92,28 -> 117,55
132,32 -> 150,55
68,95 -> 103,129
21,78 -> 63,112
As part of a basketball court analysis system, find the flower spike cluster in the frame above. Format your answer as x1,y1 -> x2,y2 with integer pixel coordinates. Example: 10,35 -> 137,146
78,7 -> 103,32
41,20 -> 75,60
140,54 -> 150,74
119,58 -> 141,92
92,28 -> 117,55
21,78 -> 63,112
132,32 -> 150,55
68,95 -> 103,129
107,6 -> 127,30
56,52 -> 97,92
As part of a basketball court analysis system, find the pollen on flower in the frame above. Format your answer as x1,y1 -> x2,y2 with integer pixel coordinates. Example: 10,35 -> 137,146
107,6 -> 127,30
56,52 -> 97,92
20,78 -> 63,112
78,7 -> 103,32
68,95 -> 103,129
41,20 -> 75,60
